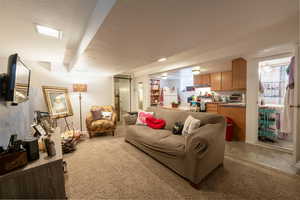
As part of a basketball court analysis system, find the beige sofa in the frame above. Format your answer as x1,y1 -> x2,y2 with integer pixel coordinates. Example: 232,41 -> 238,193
124,107 -> 226,186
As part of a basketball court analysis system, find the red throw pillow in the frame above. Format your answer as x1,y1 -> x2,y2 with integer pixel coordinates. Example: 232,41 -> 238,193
146,117 -> 166,129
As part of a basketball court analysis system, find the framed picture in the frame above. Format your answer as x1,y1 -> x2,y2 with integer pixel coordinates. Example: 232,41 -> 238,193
32,124 -> 47,137
42,86 -> 73,119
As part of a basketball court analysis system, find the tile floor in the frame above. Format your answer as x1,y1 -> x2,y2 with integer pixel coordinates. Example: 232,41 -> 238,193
225,141 -> 300,175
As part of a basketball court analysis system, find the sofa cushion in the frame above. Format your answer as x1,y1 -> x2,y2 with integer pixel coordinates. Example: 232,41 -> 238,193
147,107 -> 224,130
136,111 -> 154,125
91,120 -> 114,131
182,115 -> 201,135
126,125 -> 185,156
146,108 -> 186,130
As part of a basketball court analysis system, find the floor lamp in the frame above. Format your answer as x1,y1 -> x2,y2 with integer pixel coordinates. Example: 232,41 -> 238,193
73,83 -> 87,132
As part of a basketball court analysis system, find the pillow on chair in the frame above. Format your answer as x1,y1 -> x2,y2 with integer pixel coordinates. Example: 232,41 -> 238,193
102,111 -> 112,120
91,109 -> 102,120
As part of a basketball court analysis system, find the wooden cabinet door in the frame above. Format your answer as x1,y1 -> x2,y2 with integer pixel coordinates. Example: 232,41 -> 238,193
232,58 -> 247,90
193,75 -> 200,85
206,103 -> 219,113
199,75 -> 204,85
202,74 -> 211,85
219,106 -> 246,141
210,72 -> 222,91
221,71 -> 232,91
194,74 -> 210,85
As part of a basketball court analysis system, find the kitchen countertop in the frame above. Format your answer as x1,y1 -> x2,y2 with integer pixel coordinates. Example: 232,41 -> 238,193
219,103 -> 246,107
160,106 -> 190,111
159,102 -> 246,110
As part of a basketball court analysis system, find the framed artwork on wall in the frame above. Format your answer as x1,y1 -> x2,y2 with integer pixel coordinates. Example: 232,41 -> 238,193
42,86 -> 73,119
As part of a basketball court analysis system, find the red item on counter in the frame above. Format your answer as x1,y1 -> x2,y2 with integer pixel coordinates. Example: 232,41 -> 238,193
146,117 -> 166,129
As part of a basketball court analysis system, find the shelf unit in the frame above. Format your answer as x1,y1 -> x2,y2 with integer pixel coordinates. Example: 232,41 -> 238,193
258,107 -> 277,140
150,79 -> 160,106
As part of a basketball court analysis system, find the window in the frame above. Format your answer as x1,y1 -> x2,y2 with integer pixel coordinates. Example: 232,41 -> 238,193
259,57 -> 290,105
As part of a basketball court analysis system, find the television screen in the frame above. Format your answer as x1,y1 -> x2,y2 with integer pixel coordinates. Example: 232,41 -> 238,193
6,54 -> 31,104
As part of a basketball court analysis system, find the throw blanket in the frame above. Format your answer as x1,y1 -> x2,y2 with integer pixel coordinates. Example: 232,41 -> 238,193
146,117 -> 166,129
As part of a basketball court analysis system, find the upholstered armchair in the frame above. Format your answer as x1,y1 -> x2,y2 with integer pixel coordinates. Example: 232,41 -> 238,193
86,105 -> 117,138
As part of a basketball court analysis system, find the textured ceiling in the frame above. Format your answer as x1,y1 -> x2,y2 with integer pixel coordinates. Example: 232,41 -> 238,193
76,0 -> 298,75
0,0 -> 297,75
0,0 -> 97,63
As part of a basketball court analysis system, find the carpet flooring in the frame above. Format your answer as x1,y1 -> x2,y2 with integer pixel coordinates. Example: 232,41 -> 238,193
64,135 -> 300,200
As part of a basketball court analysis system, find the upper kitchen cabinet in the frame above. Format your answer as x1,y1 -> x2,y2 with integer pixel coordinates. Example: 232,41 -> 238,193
221,71 -> 232,91
193,74 -> 210,85
232,58 -> 247,90
193,74 -> 200,85
200,74 -> 210,85
210,72 -> 222,91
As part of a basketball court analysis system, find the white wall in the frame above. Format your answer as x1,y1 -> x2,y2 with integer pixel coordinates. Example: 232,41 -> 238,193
245,59 -> 259,144
132,75 -> 150,111
160,79 -> 180,91
0,57 -> 113,147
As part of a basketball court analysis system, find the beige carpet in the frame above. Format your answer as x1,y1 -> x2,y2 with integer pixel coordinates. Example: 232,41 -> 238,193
64,135 -> 300,200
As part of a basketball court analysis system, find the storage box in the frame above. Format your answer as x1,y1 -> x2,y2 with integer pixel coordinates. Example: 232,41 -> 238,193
0,151 -> 28,175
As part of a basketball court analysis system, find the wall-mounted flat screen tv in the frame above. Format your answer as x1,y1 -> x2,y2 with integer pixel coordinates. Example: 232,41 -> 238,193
5,54 -> 31,104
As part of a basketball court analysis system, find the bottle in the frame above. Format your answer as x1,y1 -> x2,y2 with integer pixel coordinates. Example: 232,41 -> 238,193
44,135 -> 56,157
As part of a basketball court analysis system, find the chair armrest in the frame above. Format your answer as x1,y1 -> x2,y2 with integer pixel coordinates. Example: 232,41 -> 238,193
111,112 -> 117,125
86,112 -> 94,127
123,114 -> 137,125
185,123 -> 224,158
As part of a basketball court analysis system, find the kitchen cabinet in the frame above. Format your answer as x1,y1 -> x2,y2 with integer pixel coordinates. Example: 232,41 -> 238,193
201,74 -> 210,85
193,74 -> 210,85
206,103 -> 219,113
218,105 -> 246,142
210,72 -> 222,91
193,75 -> 200,85
221,71 -> 232,91
232,58 -> 247,90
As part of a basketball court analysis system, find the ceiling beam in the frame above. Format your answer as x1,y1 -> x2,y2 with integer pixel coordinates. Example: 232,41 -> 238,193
68,0 -> 116,71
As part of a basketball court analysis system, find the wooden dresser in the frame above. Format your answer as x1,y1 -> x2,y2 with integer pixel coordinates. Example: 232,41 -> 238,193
0,128 -> 66,199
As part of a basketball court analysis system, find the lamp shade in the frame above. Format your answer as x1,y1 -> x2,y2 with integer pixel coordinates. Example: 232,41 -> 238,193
73,84 -> 87,92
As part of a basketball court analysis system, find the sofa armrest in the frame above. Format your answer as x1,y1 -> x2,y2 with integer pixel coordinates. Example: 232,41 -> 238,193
185,123 -> 224,158
123,114 -> 137,125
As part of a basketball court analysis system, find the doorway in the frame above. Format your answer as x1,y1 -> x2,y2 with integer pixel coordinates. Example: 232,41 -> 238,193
137,82 -> 144,110
257,56 -> 293,150
114,75 -> 132,121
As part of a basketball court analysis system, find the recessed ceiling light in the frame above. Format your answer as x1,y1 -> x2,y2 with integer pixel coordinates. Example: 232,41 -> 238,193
192,70 -> 200,75
158,58 -> 167,62
192,66 -> 201,70
192,66 -> 201,75
161,72 -> 168,79
36,24 -> 62,39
